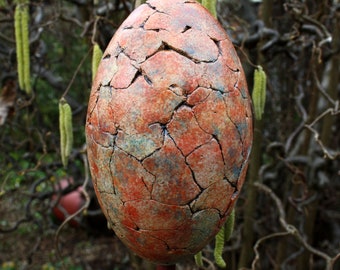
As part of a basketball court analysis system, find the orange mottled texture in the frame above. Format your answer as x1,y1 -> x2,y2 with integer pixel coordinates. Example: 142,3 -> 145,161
85,0 -> 253,264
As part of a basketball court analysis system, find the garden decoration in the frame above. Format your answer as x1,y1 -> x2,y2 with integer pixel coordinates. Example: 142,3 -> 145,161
85,0 -> 253,266
51,178 -> 85,228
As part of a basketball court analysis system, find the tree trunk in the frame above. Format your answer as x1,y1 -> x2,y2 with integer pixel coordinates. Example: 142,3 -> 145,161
238,0 -> 272,267
238,120 -> 263,268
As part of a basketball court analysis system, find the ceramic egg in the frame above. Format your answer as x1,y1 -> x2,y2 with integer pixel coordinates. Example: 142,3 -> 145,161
86,0 -> 253,264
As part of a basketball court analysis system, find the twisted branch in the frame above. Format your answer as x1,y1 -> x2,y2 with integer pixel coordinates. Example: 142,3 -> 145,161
253,182 -> 340,270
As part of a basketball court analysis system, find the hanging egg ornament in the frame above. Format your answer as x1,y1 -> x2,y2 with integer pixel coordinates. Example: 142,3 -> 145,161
85,0 -> 253,264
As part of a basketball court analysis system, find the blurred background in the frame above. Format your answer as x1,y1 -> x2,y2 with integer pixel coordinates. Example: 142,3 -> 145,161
0,0 -> 339,269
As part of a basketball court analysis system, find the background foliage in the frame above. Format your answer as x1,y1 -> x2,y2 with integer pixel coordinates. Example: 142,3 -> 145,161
0,0 -> 339,269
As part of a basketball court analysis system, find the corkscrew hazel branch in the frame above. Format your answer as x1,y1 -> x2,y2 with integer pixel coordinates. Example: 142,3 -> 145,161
253,182 -> 340,270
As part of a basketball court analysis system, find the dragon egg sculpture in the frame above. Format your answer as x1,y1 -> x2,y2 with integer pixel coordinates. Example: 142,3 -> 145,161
85,0 -> 253,264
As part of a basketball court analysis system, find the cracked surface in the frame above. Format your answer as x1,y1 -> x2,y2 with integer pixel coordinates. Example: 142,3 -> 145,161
85,0 -> 253,264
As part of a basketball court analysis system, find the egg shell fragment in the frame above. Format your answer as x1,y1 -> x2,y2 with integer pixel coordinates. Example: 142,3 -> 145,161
85,0 -> 253,264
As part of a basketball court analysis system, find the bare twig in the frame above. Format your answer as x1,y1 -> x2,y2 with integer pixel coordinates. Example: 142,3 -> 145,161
54,145 -> 91,269
0,178 -> 46,233
285,86 -> 307,153
281,247 -> 305,269
251,231 -> 290,270
254,182 -> 340,270
313,69 -> 338,107
201,256 -> 217,270
305,107 -> 340,160
61,47 -> 92,98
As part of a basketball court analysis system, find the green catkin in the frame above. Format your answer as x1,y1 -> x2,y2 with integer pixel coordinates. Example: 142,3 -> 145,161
14,5 -> 24,90
194,251 -> 204,268
213,209 -> 235,268
59,99 -> 73,168
0,1 -> 6,9
214,224 -> 226,268
21,3 -> 31,94
59,101 -> 66,167
92,43 -> 103,81
14,1 -> 31,94
63,102 -> 73,163
224,209 -> 235,241
202,0 -> 217,19
252,66 -> 267,120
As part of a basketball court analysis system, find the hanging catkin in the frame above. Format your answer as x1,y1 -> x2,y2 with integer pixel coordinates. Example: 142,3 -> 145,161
214,224 -> 227,268
224,209 -> 235,242
59,98 -> 73,168
92,43 -> 103,81
194,251 -> 204,268
14,1 -> 31,94
252,66 -> 267,120
21,2 -> 31,93
202,0 -> 217,18
213,209 -> 235,268
14,4 -> 24,90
